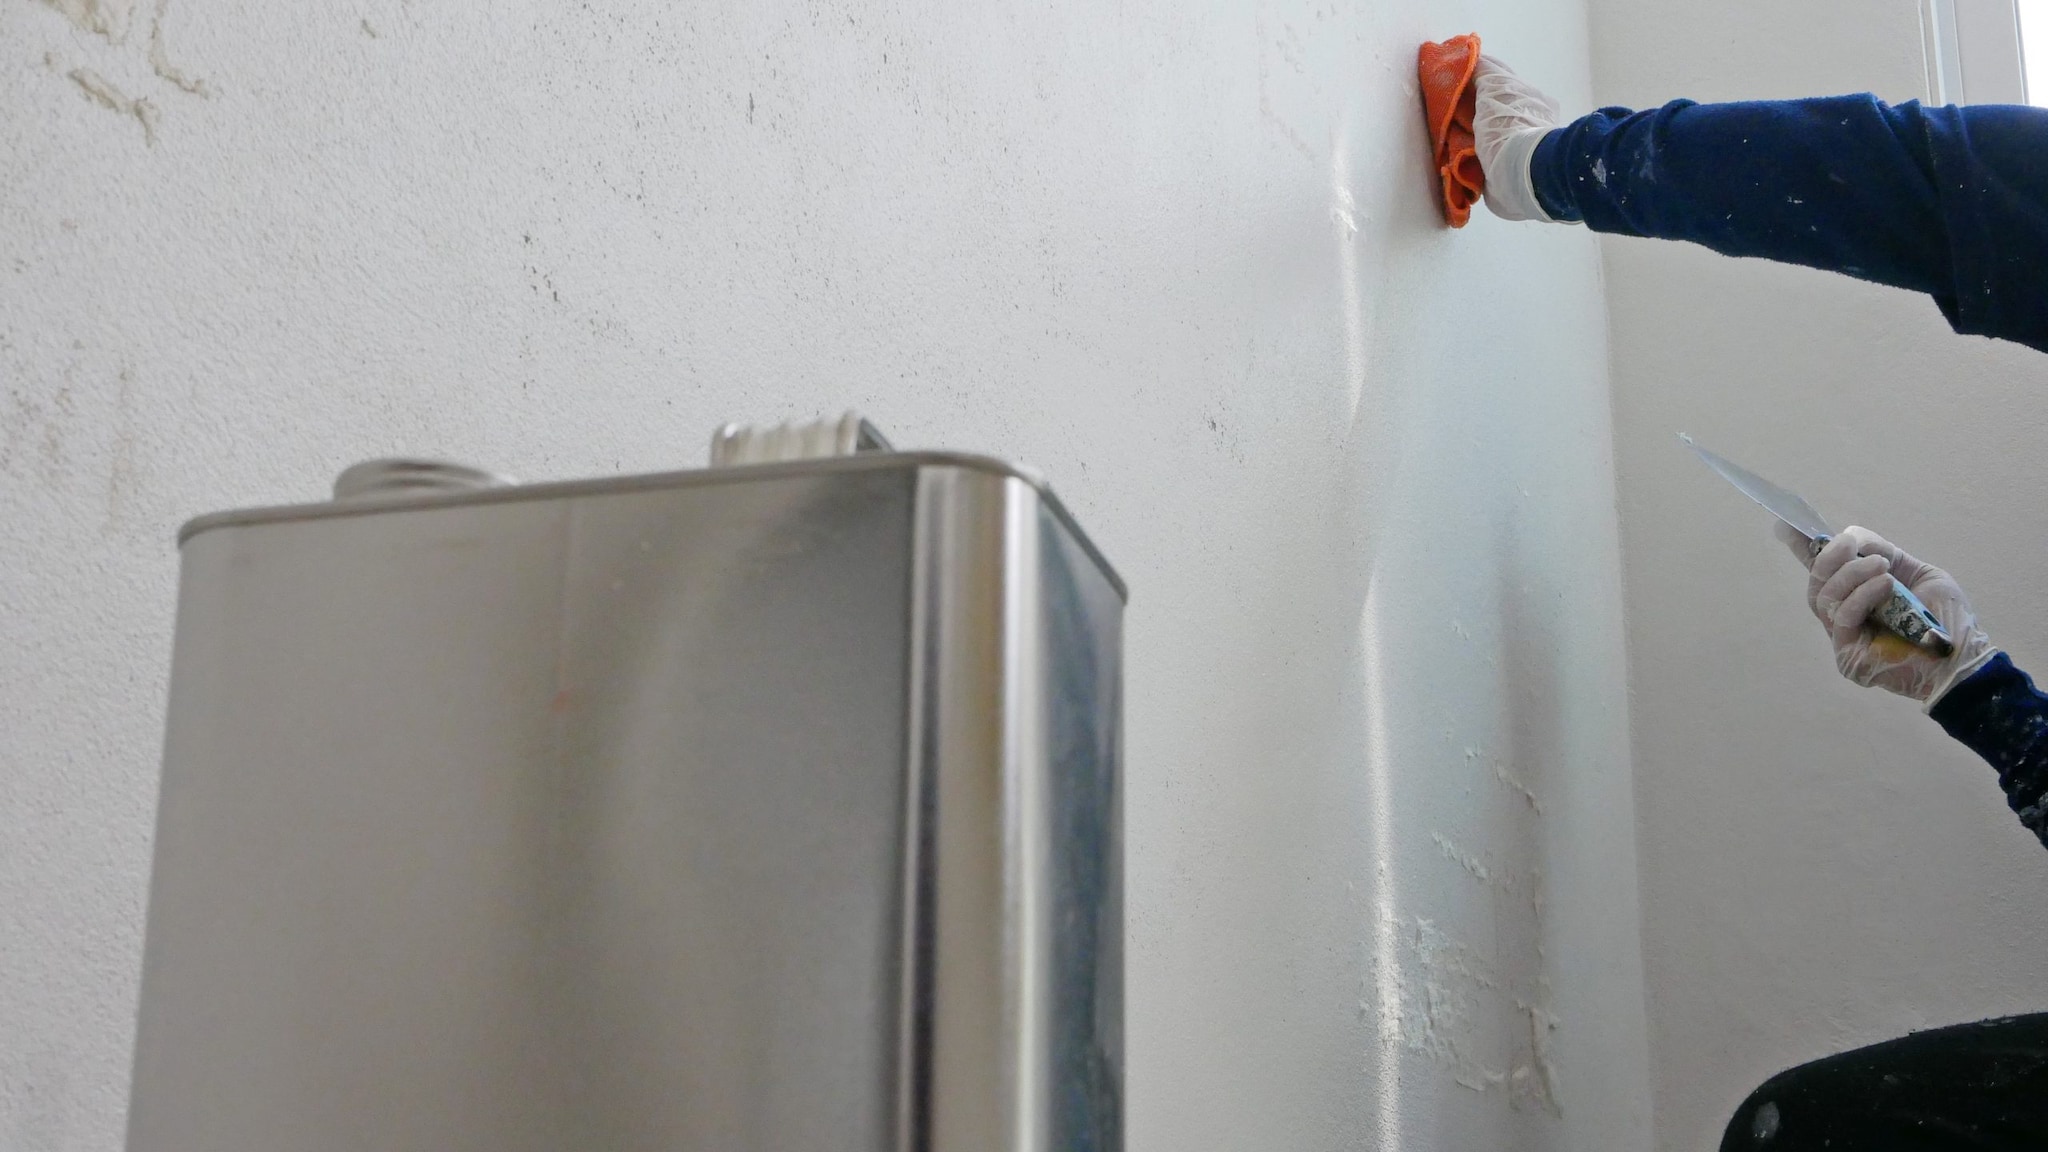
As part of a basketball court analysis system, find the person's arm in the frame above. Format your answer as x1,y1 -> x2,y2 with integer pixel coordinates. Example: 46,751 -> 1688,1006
1525,96 -> 2048,352
1786,525 -> 2048,849
1931,654 -> 2048,849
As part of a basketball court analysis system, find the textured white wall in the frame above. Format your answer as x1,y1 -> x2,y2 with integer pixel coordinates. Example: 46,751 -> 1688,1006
1584,1 -> 2048,1148
0,0 -> 1646,1147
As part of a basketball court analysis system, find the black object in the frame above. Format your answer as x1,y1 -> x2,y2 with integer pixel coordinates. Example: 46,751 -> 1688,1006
1720,1013 -> 2048,1149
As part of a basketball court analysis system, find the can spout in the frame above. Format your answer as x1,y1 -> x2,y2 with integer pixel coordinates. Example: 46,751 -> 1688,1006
710,412 -> 893,468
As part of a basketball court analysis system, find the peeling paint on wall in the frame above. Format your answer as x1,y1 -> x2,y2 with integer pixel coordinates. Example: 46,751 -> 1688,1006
1368,906 -> 1567,1114
1432,830 -> 1492,884
1463,743 -> 1547,814
1511,1001 -> 1563,1117
1368,906 -> 1572,1115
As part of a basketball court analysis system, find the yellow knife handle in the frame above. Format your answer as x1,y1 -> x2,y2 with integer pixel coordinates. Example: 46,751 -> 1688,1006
1806,534 -> 1955,656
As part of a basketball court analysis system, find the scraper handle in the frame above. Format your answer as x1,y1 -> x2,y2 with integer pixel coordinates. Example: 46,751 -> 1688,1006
1806,535 -> 1956,657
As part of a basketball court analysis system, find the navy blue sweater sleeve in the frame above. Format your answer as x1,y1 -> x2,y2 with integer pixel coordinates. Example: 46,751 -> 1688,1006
1530,96 -> 2048,353
1931,653 -> 2048,849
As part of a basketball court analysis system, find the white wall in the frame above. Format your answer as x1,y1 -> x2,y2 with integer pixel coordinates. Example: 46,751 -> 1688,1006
0,0 -> 1648,1147
1584,2 -> 2048,1148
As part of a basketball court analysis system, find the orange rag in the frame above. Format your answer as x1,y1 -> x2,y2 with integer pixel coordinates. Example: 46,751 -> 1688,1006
1418,34 -> 1484,227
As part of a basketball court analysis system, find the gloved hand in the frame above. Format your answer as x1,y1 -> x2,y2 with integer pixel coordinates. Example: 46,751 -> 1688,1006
1472,55 -> 1564,223
1778,523 -> 1997,708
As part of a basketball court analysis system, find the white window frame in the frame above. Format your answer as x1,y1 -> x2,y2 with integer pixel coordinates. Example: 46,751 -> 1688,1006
1922,0 -> 2027,104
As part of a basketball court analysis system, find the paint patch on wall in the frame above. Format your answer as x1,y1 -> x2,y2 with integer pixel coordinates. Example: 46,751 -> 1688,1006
1370,697 -> 1566,1120
1380,914 -> 1507,1092
1371,909 -> 1569,1114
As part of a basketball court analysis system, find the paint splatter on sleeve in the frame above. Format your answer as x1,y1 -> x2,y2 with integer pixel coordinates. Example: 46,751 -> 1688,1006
1931,653 -> 2048,850
1528,96 -> 2048,354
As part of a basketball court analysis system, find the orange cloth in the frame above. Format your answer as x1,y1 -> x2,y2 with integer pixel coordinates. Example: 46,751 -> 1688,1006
1418,34 -> 1484,227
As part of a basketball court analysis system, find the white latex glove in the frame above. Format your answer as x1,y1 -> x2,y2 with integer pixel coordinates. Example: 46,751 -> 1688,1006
1473,55 -> 1565,224
1778,523 -> 1997,708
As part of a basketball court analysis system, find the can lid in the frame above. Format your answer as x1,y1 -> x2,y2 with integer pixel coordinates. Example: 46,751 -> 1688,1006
332,459 -> 516,502
184,452 -> 1121,600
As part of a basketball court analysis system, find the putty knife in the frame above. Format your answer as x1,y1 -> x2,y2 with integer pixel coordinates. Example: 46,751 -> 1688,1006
1680,434 -> 1954,656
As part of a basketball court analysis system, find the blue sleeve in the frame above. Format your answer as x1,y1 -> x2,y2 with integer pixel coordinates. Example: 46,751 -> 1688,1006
1530,95 -> 2048,353
1929,653 -> 2048,850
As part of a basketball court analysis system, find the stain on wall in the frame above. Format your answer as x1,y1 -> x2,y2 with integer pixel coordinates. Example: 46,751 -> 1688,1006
39,0 -> 128,41
25,0 -> 208,144
145,0 -> 209,95
66,69 -> 158,144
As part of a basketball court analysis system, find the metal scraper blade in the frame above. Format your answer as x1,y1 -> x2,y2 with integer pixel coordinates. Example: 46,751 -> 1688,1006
1678,434 -> 1836,542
